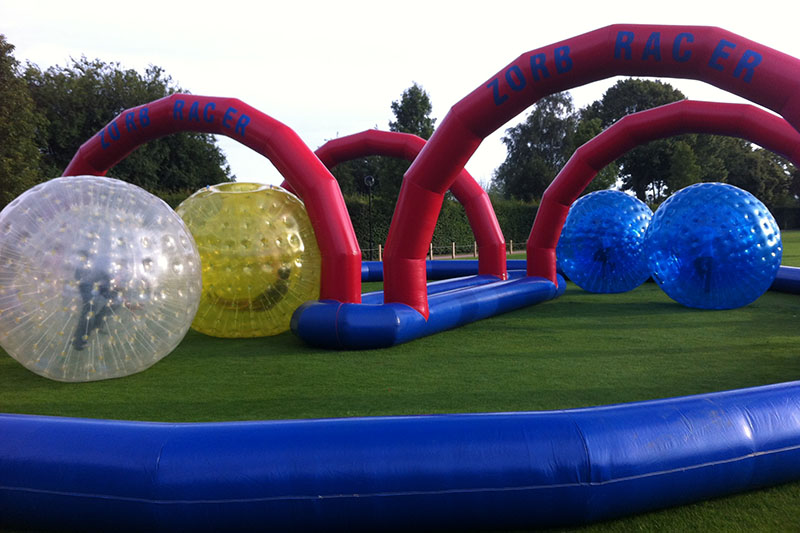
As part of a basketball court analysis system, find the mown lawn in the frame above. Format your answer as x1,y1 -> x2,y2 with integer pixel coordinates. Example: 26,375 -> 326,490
1,231 -> 799,532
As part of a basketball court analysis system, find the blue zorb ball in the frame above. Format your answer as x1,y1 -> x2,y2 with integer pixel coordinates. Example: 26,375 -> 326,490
645,183 -> 781,310
557,190 -> 653,293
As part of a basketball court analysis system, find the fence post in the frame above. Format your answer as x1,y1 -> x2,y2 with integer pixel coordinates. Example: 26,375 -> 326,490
451,242 -> 456,258
473,241 -> 477,257
510,240 -> 514,254
429,243 -> 434,260
378,244 -> 382,262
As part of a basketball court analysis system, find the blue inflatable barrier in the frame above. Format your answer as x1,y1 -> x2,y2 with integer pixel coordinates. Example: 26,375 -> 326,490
3,268 -> 800,531
293,273 -> 563,349
771,265 -> 800,293
3,381 -> 800,532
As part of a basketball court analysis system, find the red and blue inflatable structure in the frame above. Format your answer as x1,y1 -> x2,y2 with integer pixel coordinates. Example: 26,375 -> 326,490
3,24 -> 800,532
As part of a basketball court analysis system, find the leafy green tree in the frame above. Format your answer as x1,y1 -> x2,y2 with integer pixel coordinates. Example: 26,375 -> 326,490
492,93 -> 577,201
690,134 -> 735,183
24,57 -> 231,193
579,79 -> 796,207
668,139 -> 702,193
582,79 -> 687,203
329,154 -> 383,197
572,115 -> 619,194
0,35 -> 44,208
585,78 -> 685,128
724,145 -> 792,209
790,165 -> 800,201
389,82 -> 436,139
331,82 -> 437,200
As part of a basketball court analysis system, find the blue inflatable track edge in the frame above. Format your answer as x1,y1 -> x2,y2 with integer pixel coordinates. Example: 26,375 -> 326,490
292,271 -> 561,349
1,266 -> 800,531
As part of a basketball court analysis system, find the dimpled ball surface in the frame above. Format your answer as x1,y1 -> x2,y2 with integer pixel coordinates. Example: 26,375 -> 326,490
0,176 -> 202,382
645,182 -> 781,310
176,183 -> 321,338
557,190 -> 653,293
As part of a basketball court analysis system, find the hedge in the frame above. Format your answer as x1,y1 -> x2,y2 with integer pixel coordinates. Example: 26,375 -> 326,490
159,188 -> 800,261
344,193 -> 538,257
159,187 -> 539,258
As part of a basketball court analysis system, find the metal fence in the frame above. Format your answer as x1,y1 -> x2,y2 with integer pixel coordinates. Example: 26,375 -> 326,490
361,241 -> 526,261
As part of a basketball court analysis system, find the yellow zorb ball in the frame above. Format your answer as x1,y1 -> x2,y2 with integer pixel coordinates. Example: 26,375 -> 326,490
176,183 -> 321,337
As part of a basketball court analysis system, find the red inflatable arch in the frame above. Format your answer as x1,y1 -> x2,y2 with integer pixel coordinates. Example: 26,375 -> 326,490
385,24 -> 800,318
528,99 -> 800,283
304,130 -> 507,278
62,94 -> 362,305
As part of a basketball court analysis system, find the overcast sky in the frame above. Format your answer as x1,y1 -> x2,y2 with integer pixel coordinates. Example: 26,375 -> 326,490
3,0 -> 799,187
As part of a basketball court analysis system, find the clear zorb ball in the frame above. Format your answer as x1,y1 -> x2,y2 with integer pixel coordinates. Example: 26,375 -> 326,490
557,190 -> 653,293
645,182 -> 781,309
0,176 -> 202,382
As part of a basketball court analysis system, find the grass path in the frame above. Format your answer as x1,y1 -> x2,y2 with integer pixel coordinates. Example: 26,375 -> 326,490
1,231 -> 798,532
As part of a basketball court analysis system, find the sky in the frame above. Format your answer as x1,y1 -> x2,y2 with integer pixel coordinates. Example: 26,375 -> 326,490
2,0 -> 799,188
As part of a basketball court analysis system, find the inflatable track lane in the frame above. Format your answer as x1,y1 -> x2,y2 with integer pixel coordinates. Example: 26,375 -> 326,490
4,380 -> 800,532
293,272 -> 562,349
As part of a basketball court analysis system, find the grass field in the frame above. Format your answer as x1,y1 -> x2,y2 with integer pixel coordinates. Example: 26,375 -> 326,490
1,231 -> 799,532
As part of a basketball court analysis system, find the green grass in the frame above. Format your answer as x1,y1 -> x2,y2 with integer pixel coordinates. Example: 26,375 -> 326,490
781,228 -> 800,266
1,231 -> 799,532
3,282 -> 799,422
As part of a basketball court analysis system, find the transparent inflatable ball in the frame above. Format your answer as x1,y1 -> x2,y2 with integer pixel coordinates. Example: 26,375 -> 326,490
0,176 -> 202,382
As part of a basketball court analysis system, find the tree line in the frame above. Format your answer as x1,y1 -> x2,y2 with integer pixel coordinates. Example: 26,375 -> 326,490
0,34 -> 232,209
0,32 -> 438,212
3,31 -> 799,225
491,78 -> 800,210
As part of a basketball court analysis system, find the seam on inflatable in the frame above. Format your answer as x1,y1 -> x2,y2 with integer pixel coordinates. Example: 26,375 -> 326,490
572,420 -> 593,483
4,443 -> 799,505
333,301 -> 344,348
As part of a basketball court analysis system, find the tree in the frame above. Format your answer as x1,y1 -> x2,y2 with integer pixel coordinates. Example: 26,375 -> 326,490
582,79 -> 688,203
492,92 -> 577,201
330,82 -> 437,200
668,139 -> 702,193
724,145 -> 793,209
790,164 -> 800,201
24,57 -> 232,193
572,115 -> 619,194
389,82 -> 436,139
585,78 -> 686,128
0,35 -> 44,208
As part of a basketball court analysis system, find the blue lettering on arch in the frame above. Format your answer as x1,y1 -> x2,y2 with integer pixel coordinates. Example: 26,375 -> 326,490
99,130 -> 109,149
173,99 -> 185,120
642,32 -> 661,61
673,32 -> 694,62
615,31 -> 634,60
709,39 -> 736,71
487,78 -> 508,106
529,53 -> 550,81
203,102 -> 215,123
733,50 -> 762,83
188,101 -> 201,122
505,65 -> 526,91
139,107 -> 150,127
222,107 -> 237,129
235,114 -> 250,137
554,46 -> 572,73
125,112 -> 137,132
108,122 -> 121,141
